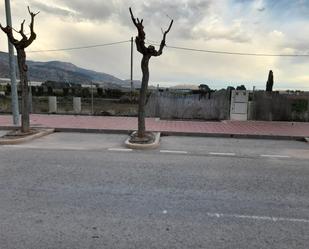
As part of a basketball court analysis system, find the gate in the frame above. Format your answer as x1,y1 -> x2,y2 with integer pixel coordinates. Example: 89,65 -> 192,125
230,90 -> 249,121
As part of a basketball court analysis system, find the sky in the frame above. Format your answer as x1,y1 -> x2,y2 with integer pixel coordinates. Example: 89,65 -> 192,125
0,0 -> 309,90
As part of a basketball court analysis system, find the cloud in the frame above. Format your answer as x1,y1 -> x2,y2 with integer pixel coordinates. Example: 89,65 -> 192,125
140,0 -> 214,39
30,0 -> 214,38
30,1 -> 75,18
30,0 -> 115,22
140,0 -> 211,23
59,0 -> 115,21
191,18 -> 252,43
1,0 -> 309,90
27,0 -> 252,43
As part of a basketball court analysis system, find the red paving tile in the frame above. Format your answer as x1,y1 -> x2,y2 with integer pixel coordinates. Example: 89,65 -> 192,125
1,114 -> 309,138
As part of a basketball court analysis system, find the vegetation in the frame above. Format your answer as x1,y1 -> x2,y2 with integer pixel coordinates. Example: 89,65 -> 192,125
198,84 -> 211,92
0,7 -> 39,133
266,70 -> 274,92
236,85 -> 246,90
129,7 -> 173,139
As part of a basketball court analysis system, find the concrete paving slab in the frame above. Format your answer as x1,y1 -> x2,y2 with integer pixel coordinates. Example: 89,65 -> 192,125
1,114 -> 309,140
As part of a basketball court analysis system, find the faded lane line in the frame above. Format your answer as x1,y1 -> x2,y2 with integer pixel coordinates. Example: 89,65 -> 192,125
260,154 -> 291,158
209,152 -> 236,156
108,148 -> 133,152
207,212 -> 309,224
2,145 -> 87,150
160,150 -> 188,154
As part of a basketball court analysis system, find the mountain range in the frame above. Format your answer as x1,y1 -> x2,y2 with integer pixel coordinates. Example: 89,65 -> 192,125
0,51 -> 139,88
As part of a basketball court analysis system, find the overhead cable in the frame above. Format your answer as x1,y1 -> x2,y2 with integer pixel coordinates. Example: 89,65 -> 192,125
27,40 -> 131,53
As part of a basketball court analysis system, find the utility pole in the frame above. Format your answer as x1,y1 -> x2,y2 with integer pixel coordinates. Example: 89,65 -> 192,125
91,81 -> 94,115
28,76 -> 32,113
5,0 -> 19,125
130,37 -> 133,102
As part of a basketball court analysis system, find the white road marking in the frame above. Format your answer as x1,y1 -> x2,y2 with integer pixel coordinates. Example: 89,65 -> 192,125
162,210 -> 168,214
160,150 -> 188,154
207,212 -> 309,224
2,145 -> 87,150
260,154 -> 291,158
108,148 -> 133,152
209,152 -> 236,156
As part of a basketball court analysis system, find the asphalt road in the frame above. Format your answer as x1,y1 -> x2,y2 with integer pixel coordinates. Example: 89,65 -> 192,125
0,133 -> 308,249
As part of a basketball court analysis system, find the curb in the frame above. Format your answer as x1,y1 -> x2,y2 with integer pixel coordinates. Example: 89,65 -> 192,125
0,126 -> 307,141
125,132 -> 161,150
159,131 -> 306,141
0,129 -> 55,145
55,128 -> 133,135
45,128 -> 309,141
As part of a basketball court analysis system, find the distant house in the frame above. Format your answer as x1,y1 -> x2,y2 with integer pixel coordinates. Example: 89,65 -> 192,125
29,81 -> 43,87
42,81 -> 73,89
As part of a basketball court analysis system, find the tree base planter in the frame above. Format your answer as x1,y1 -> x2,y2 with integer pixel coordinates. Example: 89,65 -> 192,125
0,128 -> 54,145
125,131 -> 160,150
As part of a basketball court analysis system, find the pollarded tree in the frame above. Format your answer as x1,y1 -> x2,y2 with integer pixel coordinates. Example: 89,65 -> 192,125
129,7 -> 173,140
0,7 -> 39,133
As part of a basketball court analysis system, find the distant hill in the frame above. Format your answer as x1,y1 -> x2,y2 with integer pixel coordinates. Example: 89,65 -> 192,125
0,51 -> 138,88
169,84 -> 199,90
123,79 -> 143,89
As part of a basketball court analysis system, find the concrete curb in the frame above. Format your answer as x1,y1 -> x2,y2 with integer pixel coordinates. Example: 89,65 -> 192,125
54,128 -> 132,135
0,126 -> 307,141
159,131 -> 307,141
50,128 -> 308,141
125,132 -> 161,150
0,129 -> 55,145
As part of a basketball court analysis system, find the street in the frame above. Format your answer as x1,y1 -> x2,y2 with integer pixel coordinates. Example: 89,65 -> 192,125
0,133 -> 309,248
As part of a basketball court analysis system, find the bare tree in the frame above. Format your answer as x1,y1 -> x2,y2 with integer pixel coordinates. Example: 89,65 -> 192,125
129,7 -> 173,139
0,7 -> 39,133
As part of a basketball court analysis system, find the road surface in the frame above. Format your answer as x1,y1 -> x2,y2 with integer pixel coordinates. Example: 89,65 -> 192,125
0,133 -> 308,248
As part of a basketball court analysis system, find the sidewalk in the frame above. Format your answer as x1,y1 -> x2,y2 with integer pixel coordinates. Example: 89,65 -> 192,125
1,114 -> 309,140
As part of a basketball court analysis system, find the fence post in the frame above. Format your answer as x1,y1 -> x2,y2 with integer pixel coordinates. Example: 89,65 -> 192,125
73,97 -> 81,114
48,96 -> 57,113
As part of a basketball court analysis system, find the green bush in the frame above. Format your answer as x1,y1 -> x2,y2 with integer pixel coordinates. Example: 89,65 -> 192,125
81,88 -> 91,98
105,89 -> 124,98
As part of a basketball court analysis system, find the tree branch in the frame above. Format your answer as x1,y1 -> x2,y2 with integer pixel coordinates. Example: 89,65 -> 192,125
129,7 -> 138,28
23,6 -> 39,48
28,6 -> 39,33
18,20 -> 27,41
155,19 -> 173,56
129,7 -> 147,54
0,23 -> 19,45
129,7 -> 173,57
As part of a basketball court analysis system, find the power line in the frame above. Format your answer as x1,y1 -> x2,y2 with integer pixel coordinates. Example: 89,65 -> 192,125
165,45 -> 309,57
27,40 -> 131,53
145,41 -> 309,57
26,38 -> 309,57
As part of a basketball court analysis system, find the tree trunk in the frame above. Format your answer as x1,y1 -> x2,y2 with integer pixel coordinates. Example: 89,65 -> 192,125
138,55 -> 150,138
17,49 -> 30,133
